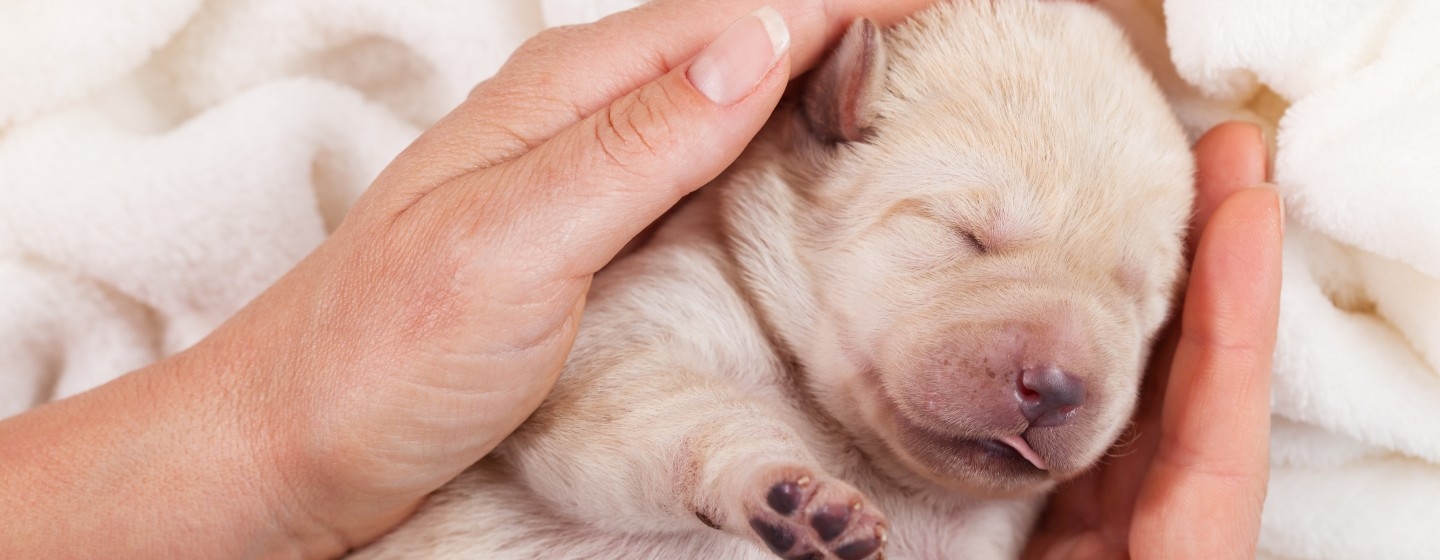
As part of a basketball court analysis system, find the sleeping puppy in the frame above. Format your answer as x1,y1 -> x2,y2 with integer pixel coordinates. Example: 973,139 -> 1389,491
354,1 -> 1193,558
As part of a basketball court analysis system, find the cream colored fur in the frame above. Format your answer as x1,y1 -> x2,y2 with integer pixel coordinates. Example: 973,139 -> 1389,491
353,1 -> 1192,558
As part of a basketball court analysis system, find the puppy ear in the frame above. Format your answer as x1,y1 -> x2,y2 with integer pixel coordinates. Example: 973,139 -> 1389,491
803,18 -> 887,143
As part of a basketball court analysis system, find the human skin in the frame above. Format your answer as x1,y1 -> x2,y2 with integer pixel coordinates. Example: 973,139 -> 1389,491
1024,123 -> 1281,560
0,0 -> 1281,558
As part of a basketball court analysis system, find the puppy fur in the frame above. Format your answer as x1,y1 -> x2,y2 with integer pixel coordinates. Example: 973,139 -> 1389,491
353,1 -> 1193,558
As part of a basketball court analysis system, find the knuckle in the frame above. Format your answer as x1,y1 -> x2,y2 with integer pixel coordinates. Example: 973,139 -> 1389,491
475,24 -> 594,104
471,26 -> 580,101
457,89 -> 582,168
592,84 -> 681,172
517,24 -> 589,56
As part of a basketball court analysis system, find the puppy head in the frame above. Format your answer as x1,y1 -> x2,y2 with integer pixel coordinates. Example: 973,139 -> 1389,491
779,1 -> 1193,496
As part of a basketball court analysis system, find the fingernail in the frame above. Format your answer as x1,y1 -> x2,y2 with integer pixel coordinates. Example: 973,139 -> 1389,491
1253,184 -> 1284,235
1250,122 -> 1271,178
1272,187 -> 1285,234
1251,121 -> 1266,148
687,6 -> 790,106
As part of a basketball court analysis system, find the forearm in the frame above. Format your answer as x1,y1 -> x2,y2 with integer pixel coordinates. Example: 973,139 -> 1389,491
0,347 -> 340,559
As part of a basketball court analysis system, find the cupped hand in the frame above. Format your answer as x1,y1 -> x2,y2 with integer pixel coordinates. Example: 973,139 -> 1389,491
213,0 -> 952,555
2,2 -> 952,558
186,0 -> 959,557
1023,122 -> 1284,559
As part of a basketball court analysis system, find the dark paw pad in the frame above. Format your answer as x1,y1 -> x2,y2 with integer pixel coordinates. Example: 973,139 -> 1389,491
745,468 -> 887,559
810,503 -> 851,541
767,479 -> 806,515
750,519 -> 796,554
834,537 -> 882,560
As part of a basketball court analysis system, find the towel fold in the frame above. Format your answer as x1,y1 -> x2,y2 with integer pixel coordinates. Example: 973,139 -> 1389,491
0,0 -> 637,416
1157,0 -> 1440,557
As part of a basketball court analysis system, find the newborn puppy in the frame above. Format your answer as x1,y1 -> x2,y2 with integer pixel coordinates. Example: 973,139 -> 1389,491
355,1 -> 1192,558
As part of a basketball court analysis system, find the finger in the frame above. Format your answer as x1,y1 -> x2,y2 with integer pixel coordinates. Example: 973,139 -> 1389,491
374,0 -> 936,196
1167,188 -> 1282,476
1127,118 -> 1269,486
418,8 -> 793,280
1033,123 -> 1272,557
1189,121 -> 1267,248
1133,187 -> 1283,558
1147,121 -> 1266,405
1078,121 -> 1269,536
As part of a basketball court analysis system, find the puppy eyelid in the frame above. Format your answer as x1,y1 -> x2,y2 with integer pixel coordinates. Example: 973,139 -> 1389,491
955,228 -> 988,254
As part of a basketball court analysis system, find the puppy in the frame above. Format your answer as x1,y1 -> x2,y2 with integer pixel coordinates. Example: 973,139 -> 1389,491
354,1 -> 1193,558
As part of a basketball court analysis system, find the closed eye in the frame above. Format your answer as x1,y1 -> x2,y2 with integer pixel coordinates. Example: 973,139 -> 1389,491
956,228 -> 988,254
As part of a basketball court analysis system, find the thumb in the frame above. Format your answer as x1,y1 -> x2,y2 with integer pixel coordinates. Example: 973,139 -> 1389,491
427,7 -> 792,276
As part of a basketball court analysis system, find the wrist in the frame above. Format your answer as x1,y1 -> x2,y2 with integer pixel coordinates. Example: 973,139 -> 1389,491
193,262 -> 436,557
0,336 -> 347,559
172,333 -> 352,559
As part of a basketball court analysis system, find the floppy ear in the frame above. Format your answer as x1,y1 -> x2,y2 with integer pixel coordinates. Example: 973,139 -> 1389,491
803,18 -> 887,143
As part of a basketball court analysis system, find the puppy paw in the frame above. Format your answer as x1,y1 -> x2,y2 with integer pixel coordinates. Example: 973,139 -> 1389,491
744,465 -> 887,560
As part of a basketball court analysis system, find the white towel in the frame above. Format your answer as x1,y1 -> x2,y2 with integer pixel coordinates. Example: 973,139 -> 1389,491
0,0 -> 637,414
1153,0 -> 1440,557
4,1 -> 1435,558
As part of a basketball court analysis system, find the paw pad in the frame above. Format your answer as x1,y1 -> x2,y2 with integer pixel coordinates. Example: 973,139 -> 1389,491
745,469 -> 887,560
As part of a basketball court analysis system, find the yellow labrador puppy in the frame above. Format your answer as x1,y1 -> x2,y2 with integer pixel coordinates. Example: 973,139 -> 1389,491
355,1 -> 1192,558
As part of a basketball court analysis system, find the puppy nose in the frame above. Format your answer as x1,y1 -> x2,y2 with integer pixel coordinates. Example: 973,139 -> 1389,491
1017,366 -> 1085,427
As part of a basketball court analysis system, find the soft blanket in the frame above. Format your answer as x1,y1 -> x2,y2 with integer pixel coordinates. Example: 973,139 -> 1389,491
2,1 -> 1435,558
1110,1 -> 1440,558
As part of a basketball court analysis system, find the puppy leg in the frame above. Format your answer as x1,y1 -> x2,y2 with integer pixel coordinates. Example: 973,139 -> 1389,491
502,363 -> 887,559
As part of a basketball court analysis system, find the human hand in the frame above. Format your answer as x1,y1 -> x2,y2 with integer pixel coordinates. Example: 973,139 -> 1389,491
1022,122 -> 1283,559
0,1 -> 951,559
203,0 -> 957,555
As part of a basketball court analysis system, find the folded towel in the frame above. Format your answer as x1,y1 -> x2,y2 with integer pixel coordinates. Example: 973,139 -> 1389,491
0,0 -> 636,415
1156,0 -> 1440,557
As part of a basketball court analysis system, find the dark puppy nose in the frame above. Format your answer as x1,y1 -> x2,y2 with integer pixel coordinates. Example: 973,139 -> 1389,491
1016,366 -> 1085,427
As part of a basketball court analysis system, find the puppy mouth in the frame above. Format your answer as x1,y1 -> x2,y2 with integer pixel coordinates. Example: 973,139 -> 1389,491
891,412 -> 1050,482
995,434 -> 1048,471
